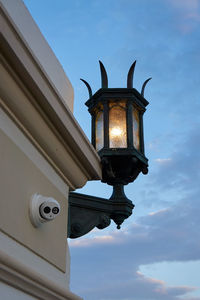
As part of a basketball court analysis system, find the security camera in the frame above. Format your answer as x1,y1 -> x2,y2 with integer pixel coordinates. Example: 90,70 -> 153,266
29,194 -> 60,227
39,199 -> 60,220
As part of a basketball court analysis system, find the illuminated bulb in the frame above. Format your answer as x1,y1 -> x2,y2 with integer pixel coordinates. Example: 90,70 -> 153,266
110,127 -> 123,137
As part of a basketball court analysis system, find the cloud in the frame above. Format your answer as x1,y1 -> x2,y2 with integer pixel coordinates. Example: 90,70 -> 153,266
151,126 -> 200,192
70,186 -> 200,299
70,234 -> 115,248
167,0 -> 200,33
70,190 -> 200,299
168,0 -> 199,15
155,158 -> 172,164
69,124 -> 200,300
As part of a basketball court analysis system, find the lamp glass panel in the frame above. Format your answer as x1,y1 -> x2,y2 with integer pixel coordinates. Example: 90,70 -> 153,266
109,102 -> 127,148
133,107 -> 140,150
95,110 -> 104,151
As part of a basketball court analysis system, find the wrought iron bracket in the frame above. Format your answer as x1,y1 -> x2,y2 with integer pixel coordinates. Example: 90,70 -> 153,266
68,191 -> 134,238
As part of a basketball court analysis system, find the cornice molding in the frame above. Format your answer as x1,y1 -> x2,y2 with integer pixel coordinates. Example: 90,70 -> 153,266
0,6 -> 101,190
0,0 -> 74,112
0,250 -> 83,300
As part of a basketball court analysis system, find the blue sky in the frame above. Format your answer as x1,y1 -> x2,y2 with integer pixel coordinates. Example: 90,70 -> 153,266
23,0 -> 200,299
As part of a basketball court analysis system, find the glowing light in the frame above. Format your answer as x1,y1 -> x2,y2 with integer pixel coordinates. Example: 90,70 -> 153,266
110,127 -> 123,137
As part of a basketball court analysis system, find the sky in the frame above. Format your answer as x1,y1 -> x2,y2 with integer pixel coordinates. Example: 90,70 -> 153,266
23,0 -> 200,299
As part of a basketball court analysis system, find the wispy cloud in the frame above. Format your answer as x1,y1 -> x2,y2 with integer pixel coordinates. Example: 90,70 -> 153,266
151,126 -> 200,192
148,208 -> 169,216
155,158 -> 172,164
70,234 -> 115,248
167,0 -> 200,33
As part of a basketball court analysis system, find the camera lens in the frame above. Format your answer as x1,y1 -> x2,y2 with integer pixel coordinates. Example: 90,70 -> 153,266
52,207 -> 59,214
43,206 -> 51,214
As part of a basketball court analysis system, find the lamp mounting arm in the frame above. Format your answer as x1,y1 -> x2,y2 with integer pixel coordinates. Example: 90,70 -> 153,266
68,190 -> 134,238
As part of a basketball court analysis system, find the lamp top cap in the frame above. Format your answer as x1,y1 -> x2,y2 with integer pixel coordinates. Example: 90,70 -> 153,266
85,87 -> 149,109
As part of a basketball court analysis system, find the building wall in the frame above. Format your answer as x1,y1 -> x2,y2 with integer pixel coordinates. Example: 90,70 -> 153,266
0,46 -> 81,300
0,1 -> 101,299
0,105 -> 69,272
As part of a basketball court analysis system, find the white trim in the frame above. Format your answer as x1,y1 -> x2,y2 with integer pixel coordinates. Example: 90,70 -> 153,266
1,259 -> 82,300
0,232 -> 83,300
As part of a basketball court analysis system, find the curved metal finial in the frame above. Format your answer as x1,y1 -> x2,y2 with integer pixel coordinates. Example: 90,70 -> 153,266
127,60 -> 136,88
141,77 -> 152,97
80,78 -> 93,98
99,60 -> 108,88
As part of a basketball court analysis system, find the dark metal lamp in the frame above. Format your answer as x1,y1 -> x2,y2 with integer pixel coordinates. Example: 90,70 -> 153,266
68,61 -> 151,238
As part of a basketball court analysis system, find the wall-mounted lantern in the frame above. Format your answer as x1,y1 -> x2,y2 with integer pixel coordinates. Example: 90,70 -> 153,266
68,61 -> 151,238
